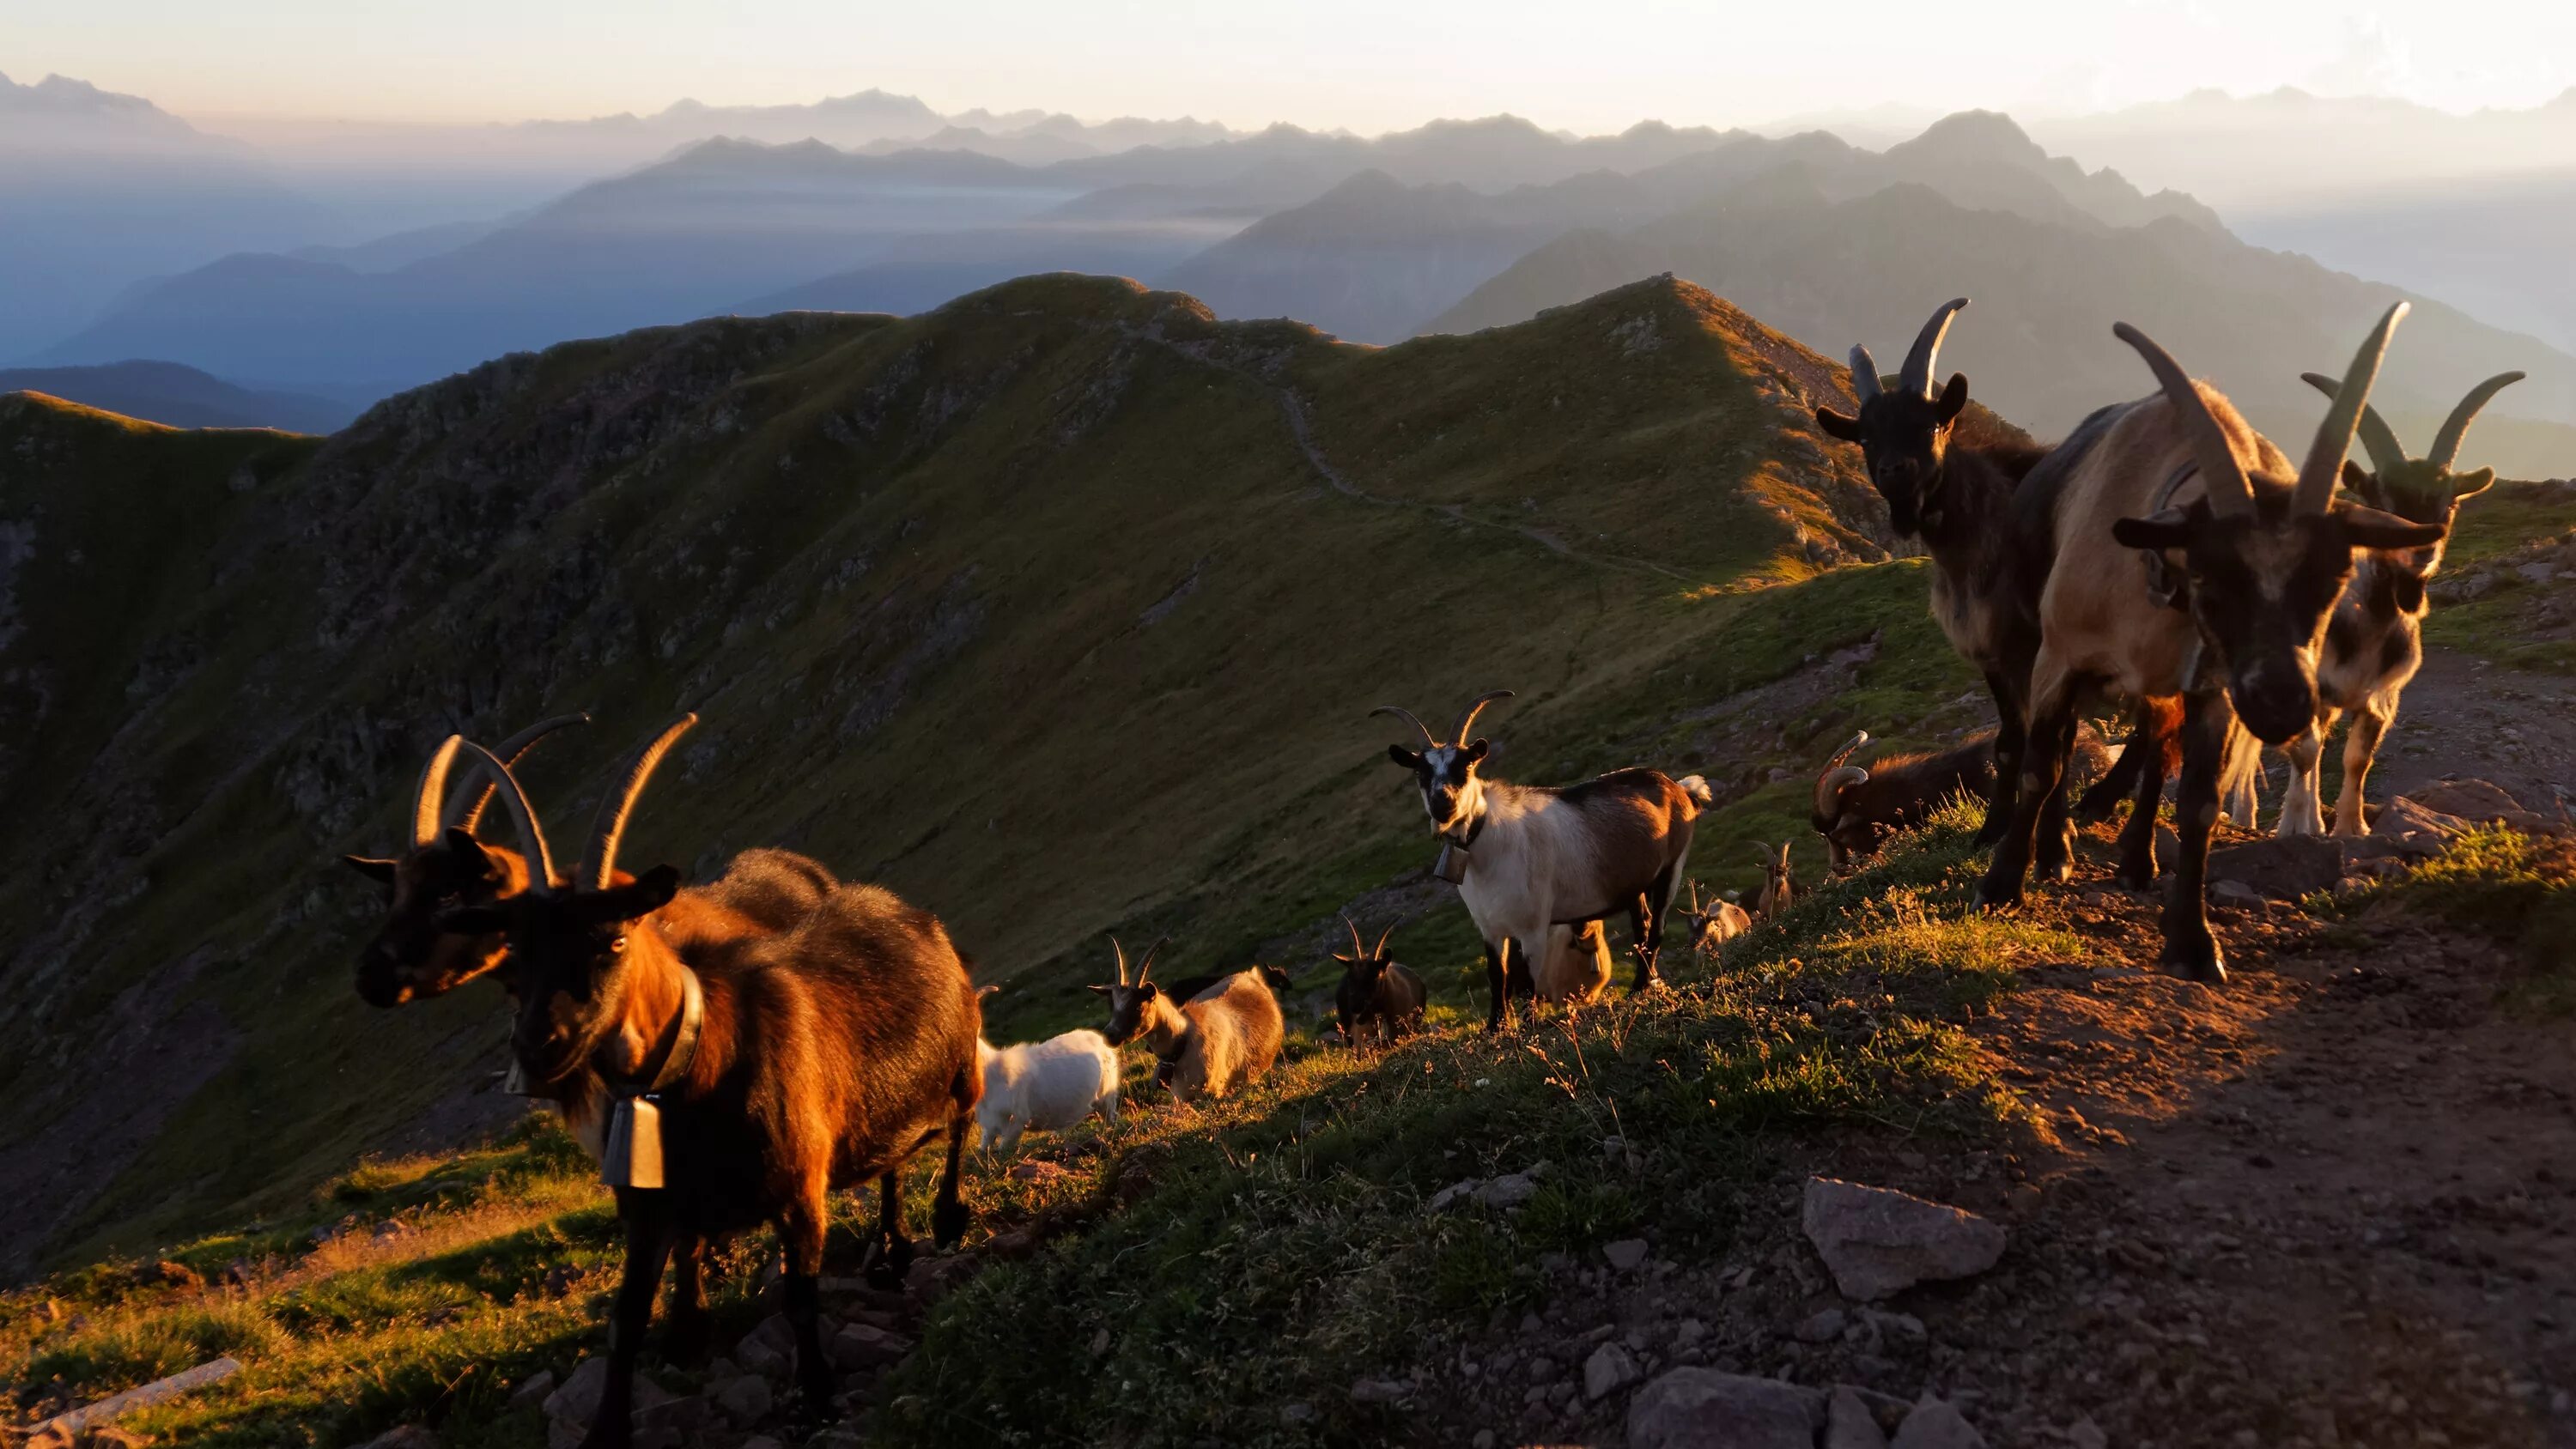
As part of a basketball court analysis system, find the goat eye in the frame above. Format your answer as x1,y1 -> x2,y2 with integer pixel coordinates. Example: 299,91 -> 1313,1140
608,935 -> 628,955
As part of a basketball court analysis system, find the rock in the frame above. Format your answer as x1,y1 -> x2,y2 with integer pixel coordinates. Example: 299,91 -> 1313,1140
1794,1307 -> 1848,1343
540,1358 -> 671,1427
2208,879 -> 2266,911
137,1258 -> 204,1290
1801,1178 -> 2006,1301
1626,1369 -> 1823,1449
733,1313 -> 799,1379
2372,797 -> 2470,852
1349,1378 -> 1409,1406
1426,1180 -> 1480,1213
2403,779 -> 2556,834
1891,1397 -> 1987,1447
348,1429 -> 439,1449
1473,1432 -> 1498,1449
829,1322 -> 914,1372
1479,1173 -> 1541,1209
508,1370 -> 556,1408
2207,836 -> 2343,900
2518,561 -> 2557,585
1279,1401 -> 1315,1425
2067,1419 -> 2108,1449
1584,1343 -> 1642,1400
739,1439 -> 785,1449
1603,1238 -> 1650,1272
708,1374 -> 774,1425
1827,1385 -> 1893,1449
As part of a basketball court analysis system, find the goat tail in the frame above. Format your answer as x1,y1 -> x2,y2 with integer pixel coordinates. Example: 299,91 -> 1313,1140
1674,773 -> 1714,809
2217,719 -> 2264,829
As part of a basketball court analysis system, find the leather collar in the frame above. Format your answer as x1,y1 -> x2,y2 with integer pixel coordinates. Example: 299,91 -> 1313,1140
605,966 -> 703,1098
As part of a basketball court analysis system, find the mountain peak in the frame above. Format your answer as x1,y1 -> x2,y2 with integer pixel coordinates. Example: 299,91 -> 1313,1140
1898,109 -> 2041,160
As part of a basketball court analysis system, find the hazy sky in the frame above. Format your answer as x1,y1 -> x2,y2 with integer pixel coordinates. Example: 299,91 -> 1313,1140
11,0 -> 2573,130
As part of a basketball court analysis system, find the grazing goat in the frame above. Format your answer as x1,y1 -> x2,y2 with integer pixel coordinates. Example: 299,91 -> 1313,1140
1749,841 -> 1796,916
443,720 -> 981,1447
1091,938 -> 1283,1103
2270,367 -> 2517,835
1814,299 -> 2075,872
1680,882 -> 1752,960
975,1029 -> 1121,1156
1334,914 -> 1428,1043
343,715 -> 588,1006
1810,729 -> 2001,872
1534,920 -> 1614,1006
1976,306 -> 2447,981
1375,690 -> 1707,1030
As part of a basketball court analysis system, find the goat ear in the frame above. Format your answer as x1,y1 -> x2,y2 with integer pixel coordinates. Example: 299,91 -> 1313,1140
442,827 -> 504,882
2449,467 -> 2496,501
1087,984 -> 1113,996
581,864 -> 683,923
1386,744 -> 1423,772
1139,982 -> 1160,1001
1460,738 -> 1491,767
2334,504 -> 2449,552
1814,406 -> 1862,442
342,855 -> 398,885
1935,373 -> 1969,425
2341,459 -> 2383,506
2111,511 -> 2193,552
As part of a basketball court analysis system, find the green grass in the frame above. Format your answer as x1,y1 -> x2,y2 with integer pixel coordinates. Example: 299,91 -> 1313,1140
2326,827 -> 2576,1015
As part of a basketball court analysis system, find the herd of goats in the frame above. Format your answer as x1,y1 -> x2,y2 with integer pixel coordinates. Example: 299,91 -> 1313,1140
337,295 -> 2521,1446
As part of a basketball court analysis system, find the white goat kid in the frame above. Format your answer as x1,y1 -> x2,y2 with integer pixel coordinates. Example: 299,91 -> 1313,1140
974,1029 -> 1121,1159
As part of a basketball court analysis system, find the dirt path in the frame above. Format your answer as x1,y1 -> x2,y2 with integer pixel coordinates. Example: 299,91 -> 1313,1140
2311,646 -> 2576,822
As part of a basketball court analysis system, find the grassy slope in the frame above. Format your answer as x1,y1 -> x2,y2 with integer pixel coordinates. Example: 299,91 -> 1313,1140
0,274 -> 1930,1275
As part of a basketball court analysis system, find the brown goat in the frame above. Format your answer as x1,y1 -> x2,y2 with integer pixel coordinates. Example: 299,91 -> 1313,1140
1809,728 -> 2001,872
1333,914 -> 1428,1044
1091,939 -> 1282,1102
1977,306 -> 2447,981
1534,920 -> 1614,1005
1749,840 -> 1795,917
1680,882 -> 1752,961
442,719 -> 981,1446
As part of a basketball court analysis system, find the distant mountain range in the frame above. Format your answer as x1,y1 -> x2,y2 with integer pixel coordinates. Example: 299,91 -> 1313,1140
0,361 -> 352,433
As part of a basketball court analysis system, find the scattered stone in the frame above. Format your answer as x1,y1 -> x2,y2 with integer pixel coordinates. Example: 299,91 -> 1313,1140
2210,879 -> 2267,911
1801,1178 -> 2007,1301
2366,798 -> 2467,853
1584,1343 -> 1642,1400
733,1314 -> 799,1379
1827,1385 -> 1893,1449
2207,836 -> 2344,900
540,1358 -> 671,1427
1349,1377 -> 1410,1406
829,1322 -> 914,1372
2067,1419 -> 2108,1449
1857,1309 -> 1924,1341
1794,1307 -> 1848,1343
738,1438 -> 784,1449
708,1373 -> 773,1425
1473,1431 -> 1498,1449
1279,1402 -> 1315,1425
1891,1397 -> 1987,1448
1479,1172 -> 1541,1210
1626,1369 -> 1822,1449
1603,1238 -> 1651,1272
1427,1180 -> 1480,1213
22,1356 -> 244,1444
2404,779 -> 2557,834
508,1369 -> 556,1408
351,1427 -> 439,1449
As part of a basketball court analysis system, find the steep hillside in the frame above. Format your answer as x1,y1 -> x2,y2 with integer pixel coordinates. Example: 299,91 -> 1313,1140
0,275 -> 1903,1276
1430,181 -> 2576,477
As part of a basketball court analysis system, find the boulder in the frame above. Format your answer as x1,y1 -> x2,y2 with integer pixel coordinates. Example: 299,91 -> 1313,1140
708,1373 -> 774,1425
2207,836 -> 2344,900
1801,1178 -> 2006,1302
733,1313 -> 799,1379
1583,1343 -> 1641,1400
1602,1239 -> 1650,1272
507,1370 -> 556,1410
2403,779 -> 2556,834
540,1358 -> 671,1427
829,1321 -> 915,1372
1626,1369 -> 1822,1449
1794,1307 -> 1848,1343
2372,797 -> 2471,852
1479,1172 -> 1542,1210
1826,1385 -> 1893,1449
1892,1397 -> 1988,1448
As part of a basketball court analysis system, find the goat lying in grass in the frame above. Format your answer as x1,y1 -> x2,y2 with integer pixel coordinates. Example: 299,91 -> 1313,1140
975,1028 -> 1121,1157
1534,920 -> 1613,1006
1680,882 -> 1751,960
446,718 -> 981,1447
1091,938 -> 1282,1103
1810,729 -> 1999,873
1333,914 -> 1427,1044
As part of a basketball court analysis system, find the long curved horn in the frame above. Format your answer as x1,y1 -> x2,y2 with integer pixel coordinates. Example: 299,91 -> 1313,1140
2430,371 -> 2525,470
1848,344 -> 1884,406
1826,730 -> 1869,770
2294,302 -> 2408,516
1447,689 -> 1516,745
1749,841 -> 1774,865
2299,372 -> 2408,478
1110,936 -> 1130,985
450,712 -> 592,836
1899,298 -> 1969,398
578,715 -> 698,891
1370,705 -> 1438,749
1373,920 -> 1399,960
412,736 -> 466,849
456,740 -> 556,894
1341,912 -> 1366,960
1815,766 -> 1869,820
2113,322 -> 2254,518
1133,936 -> 1167,985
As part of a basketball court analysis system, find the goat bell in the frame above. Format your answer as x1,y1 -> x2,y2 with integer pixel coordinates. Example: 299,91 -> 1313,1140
1433,841 -> 1470,884
600,1097 -> 665,1191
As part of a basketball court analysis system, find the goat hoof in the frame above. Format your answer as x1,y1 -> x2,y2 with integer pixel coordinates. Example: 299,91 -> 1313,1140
2112,868 -> 2156,893
2161,945 -> 2228,985
1971,882 -> 2020,912
933,1198 -> 969,1249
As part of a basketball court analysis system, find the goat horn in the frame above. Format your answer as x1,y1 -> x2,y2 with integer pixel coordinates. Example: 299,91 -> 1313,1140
2113,322 -> 2255,519
450,712 -> 592,837
1899,298 -> 1969,398
2294,302 -> 2408,516
1110,936 -> 1130,985
1815,765 -> 1869,819
1370,705 -> 1438,749
1134,936 -> 1168,984
1847,344 -> 1884,406
1826,730 -> 1869,770
1342,912 -> 1367,960
2299,372 -> 2409,480
412,736 -> 466,850
456,740 -> 556,894
2431,371 -> 2525,471
1373,920 -> 1399,960
579,714 -> 698,892
1749,841 -> 1773,865
1448,688 -> 1516,745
